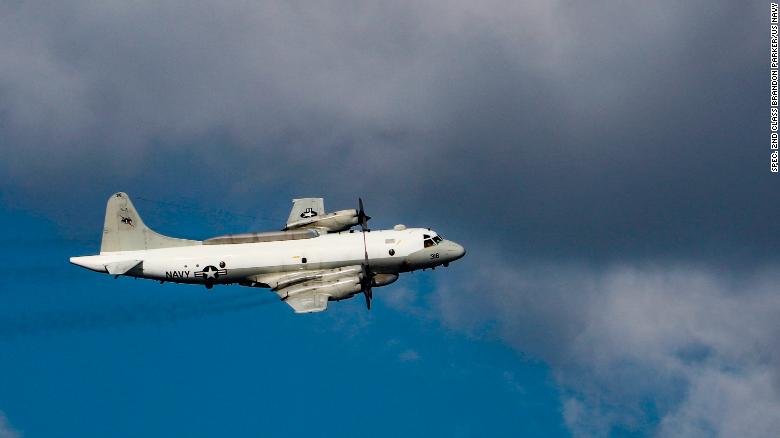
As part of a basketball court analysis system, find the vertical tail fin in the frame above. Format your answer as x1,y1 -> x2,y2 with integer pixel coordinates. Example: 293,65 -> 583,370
287,198 -> 325,227
100,192 -> 201,253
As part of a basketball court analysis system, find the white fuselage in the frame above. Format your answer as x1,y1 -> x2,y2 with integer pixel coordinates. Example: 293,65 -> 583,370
70,227 -> 465,285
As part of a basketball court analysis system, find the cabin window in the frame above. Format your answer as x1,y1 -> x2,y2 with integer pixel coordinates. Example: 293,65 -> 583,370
302,257 -> 307,264
389,249 -> 395,256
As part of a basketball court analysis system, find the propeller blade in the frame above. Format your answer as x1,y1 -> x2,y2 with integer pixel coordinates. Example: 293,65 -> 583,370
362,227 -> 370,263
359,207 -> 372,311
360,267 -> 372,310
357,197 -> 371,231
360,255 -> 373,310
364,287 -> 372,310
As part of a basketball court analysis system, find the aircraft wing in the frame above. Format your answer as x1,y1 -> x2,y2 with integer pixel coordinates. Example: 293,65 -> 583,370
286,198 -> 325,228
244,265 -> 363,314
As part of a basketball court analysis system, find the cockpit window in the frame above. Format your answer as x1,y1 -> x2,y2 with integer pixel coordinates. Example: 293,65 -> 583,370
423,233 -> 443,248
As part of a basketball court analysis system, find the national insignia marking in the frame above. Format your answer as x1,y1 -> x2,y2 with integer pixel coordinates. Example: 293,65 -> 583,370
194,265 -> 228,280
300,208 -> 318,218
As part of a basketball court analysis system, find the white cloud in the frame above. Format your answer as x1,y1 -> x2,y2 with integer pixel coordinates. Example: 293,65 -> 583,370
435,260 -> 780,436
398,349 -> 420,362
0,411 -> 20,438
382,286 -> 422,316
501,371 -> 526,393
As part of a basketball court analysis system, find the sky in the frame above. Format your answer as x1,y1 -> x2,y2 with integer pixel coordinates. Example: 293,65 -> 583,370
0,1 -> 776,437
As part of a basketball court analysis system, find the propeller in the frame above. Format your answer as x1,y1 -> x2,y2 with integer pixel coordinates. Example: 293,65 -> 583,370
360,261 -> 373,310
357,197 -> 371,231
358,197 -> 373,309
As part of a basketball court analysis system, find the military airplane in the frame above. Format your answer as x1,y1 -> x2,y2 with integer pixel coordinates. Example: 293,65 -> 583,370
70,193 -> 466,313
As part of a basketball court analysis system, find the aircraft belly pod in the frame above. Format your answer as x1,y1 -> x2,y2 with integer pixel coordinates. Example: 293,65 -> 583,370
70,192 -> 466,313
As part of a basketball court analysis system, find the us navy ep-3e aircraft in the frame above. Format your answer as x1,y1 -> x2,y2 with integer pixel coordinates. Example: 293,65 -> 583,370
70,193 -> 465,313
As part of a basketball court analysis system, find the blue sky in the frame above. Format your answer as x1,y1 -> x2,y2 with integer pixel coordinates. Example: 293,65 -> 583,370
0,202 -> 567,437
0,1 -> 776,436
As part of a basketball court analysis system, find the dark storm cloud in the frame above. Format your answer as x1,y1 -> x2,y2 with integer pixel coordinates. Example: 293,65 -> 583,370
0,0 -> 770,261
0,0 -> 774,435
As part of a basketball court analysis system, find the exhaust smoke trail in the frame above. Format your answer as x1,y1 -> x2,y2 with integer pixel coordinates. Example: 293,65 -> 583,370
0,291 -> 277,340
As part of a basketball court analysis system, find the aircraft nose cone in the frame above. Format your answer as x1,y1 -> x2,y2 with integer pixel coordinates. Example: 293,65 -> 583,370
445,241 -> 466,261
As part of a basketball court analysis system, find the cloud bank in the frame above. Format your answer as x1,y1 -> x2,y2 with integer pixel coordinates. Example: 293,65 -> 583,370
0,411 -> 19,438
435,261 -> 780,436
1,1 -> 770,264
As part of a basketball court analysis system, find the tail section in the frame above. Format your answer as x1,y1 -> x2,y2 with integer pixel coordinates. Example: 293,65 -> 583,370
100,192 -> 201,253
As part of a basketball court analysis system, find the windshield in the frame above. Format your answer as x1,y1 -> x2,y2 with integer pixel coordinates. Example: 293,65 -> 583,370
423,233 -> 443,248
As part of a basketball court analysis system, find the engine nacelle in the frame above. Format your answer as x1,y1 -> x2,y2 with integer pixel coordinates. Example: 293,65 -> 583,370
371,273 -> 399,287
285,209 -> 359,233
326,279 -> 363,300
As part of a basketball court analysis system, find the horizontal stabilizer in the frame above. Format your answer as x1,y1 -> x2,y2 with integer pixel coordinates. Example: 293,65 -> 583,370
105,260 -> 142,275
